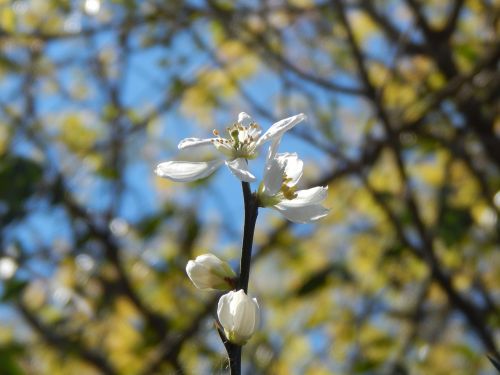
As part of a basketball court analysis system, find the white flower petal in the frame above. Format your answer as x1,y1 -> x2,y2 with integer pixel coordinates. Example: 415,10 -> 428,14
273,203 -> 329,223
225,158 -> 256,182
262,152 -> 303,196
279,153 -> 303,186
252,297 -> 260,331
217,292 -> 234,330
266,138 -> 281,165
178,137 -> 215,150
186,260 -> 213,289
218,290 -> 259,344
262,157 -> 286,196
233,294 -> 258,337
193,254 -> 218,267
237,112 -> 253,126
256,113 -> 306,148
248,126 -> 261,139
185,254 -> 235,290
155,160 -> 223,182
282,186 -> 328,207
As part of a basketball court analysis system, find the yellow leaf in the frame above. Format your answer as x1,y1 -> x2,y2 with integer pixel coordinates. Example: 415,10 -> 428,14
289,0 -> 315,8
1,7 -> 16,33
58,114 -> 100,154
349,10 -> 378,45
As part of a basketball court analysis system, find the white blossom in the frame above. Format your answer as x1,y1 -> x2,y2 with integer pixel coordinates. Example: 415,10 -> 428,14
186,254 -> 236,291
155,112 -> 305,183
217,289 -> 260,345
258,143 -> 329,223
0,257 -> 17,280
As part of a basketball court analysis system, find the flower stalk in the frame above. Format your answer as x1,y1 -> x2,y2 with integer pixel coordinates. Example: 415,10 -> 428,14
239,181 -> 259,293
221,181 -> 259,375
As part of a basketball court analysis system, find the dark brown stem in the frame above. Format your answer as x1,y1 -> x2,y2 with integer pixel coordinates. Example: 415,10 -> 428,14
222,181 -> 259,375
238,181 -> 259,293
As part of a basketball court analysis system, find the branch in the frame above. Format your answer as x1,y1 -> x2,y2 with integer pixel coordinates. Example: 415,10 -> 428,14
404,0 -> 435,38
402,0 -> 500,167
139,299 -> 217,375
360,2 -> 426,55
18,302 -> 117,375
206,0 -> 365,96
61,184 -> 170,338
440,0 -> 465,38
332,0 -> 499,357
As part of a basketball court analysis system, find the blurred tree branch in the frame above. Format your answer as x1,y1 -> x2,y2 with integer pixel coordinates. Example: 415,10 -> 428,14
1,0 -> 499,373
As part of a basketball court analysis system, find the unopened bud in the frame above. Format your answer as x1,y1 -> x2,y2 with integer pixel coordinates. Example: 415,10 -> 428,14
186,254 -> 236,291
217,289 -> 260,345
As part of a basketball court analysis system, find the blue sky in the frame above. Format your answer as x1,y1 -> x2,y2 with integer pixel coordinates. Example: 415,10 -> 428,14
0,0 -> 399,354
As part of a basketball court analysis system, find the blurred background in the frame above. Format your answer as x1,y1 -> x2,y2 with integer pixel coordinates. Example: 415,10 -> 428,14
0,0 -> 499,374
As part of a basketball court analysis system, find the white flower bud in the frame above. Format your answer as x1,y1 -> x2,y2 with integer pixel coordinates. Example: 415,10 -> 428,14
217,289 -> 260,345
186,254 -> 236,291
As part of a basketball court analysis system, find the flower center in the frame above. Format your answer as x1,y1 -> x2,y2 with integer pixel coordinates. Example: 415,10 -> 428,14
257,173 -> 298,207
280,176 -> 298,200
211,122 -> 261,159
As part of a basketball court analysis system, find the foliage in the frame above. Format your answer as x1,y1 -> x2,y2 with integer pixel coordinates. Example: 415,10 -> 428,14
0,0 -> 499,374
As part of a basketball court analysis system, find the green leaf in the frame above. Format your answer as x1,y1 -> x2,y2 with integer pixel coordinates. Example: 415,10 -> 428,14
352,358 -> 378,373
382,242 -> 405,260
1,279 -> 28,302
0,345 -> 26,375
437,206 -> 472,246
0,156 -> 43,225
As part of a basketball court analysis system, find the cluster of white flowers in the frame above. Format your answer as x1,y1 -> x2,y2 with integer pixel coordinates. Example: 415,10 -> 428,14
156,112 -> 329,345
155,112 -> 329,223
155,112 -> 305,182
